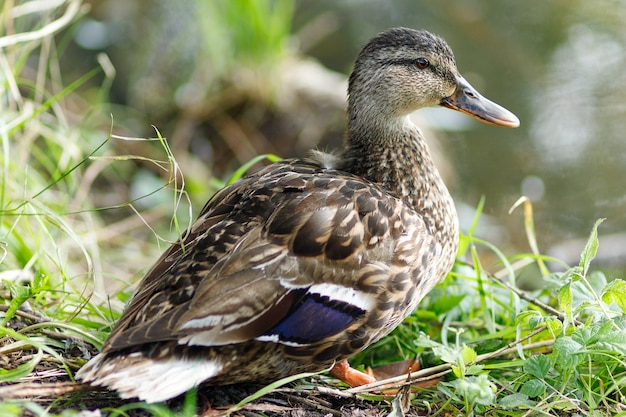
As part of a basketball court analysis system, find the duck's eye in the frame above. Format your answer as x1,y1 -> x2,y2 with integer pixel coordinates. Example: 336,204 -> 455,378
415,58 -> 430,69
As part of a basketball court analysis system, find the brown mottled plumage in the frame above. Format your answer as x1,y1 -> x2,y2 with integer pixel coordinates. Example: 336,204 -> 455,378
77,28 -> 519,403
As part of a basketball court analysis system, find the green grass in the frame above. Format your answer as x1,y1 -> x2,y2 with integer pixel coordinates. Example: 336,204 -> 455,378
1,1 -> 625,416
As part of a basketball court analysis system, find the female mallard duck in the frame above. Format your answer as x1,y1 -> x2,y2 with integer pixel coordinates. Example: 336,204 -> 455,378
77,27 -> 518,403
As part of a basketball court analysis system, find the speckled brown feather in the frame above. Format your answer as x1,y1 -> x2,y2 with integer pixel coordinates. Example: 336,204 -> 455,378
78,155 -> 448,393
103,159 -> 441,351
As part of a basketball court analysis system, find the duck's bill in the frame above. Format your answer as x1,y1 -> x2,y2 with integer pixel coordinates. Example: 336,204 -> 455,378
440,76 -> 520,128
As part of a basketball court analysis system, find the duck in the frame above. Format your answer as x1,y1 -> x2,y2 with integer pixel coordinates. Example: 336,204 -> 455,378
76,27 -> 519,403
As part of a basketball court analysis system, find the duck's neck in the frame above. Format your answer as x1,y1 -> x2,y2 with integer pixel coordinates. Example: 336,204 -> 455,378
339,113 -> 458,246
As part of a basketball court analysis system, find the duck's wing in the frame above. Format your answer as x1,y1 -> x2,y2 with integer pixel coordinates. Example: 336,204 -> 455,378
101,160 -> 421,353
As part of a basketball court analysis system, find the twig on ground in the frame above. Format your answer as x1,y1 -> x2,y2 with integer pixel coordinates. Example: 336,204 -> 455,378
346,326 -> 555,394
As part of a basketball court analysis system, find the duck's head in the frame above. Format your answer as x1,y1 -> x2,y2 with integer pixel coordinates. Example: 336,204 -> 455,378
348,27 -> 519,128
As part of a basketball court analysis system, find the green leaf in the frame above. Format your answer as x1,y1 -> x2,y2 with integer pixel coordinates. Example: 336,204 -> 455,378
554,337 -> 583,368
461,346 -> 477,364
528,314 -> 544,330
432,345 -> 461,365
545,317 -> 563,335
579,218 -> 605,277
414,333 -> 442,349
602,278 -> 626,312
595,329 -> 626,355
517,312 -> 562,335
499,393 -> 534,409
523,354 -> 551,379
465,364 -> 485,375
569,266 -> 584,282
571,323 -> 603,347
558,282 -> 573,322
451,374 -> 496,406
555,336 -> 583,355
451,364 -> 462,379
516,310 -> 542,328
1,281 -> 33,326
520,378 -> 545,398
431,294 -> 466,315
432,344 -> 478,378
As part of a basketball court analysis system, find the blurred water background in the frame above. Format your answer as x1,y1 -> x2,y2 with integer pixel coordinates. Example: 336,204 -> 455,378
53,0 -> 626,273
